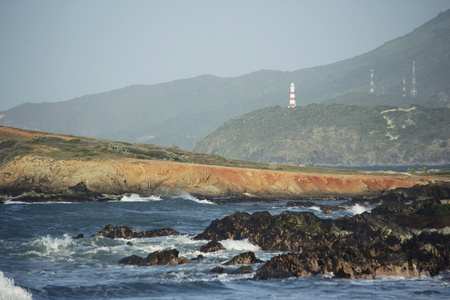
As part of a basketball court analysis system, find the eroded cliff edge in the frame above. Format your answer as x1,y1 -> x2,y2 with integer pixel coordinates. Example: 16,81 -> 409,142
0,154 -> 442,201
0,126 -> 447,202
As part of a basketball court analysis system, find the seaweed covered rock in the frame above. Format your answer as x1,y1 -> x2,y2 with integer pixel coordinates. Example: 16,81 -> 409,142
194,211 -> 339,251
196,199 -> 449,280
199,240 -> 226,253
224,252 -> 263,265
255,230 -> 449,279
119,249 -> 188,266
93,224 -> 179,239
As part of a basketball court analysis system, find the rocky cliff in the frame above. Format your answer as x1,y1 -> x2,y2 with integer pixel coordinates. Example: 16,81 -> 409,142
0,126 -> 447,201
0,153 -> 441,200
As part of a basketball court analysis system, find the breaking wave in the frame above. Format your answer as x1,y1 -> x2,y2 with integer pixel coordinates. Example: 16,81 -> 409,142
346,204 -> 370,215
119,194 -> 162,202
20,234 -> 75,258
178,193 -> 214,205
0,271 -> 33,300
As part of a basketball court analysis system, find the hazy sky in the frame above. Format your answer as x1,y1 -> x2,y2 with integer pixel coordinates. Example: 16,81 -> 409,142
1,0 -> 450,112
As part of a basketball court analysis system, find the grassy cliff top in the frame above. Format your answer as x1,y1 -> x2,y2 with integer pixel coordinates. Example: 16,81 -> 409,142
2,125 -> 435,177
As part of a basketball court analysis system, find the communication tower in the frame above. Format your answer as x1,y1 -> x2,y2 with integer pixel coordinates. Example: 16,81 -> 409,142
289,83 -> 296,108
369,70 -> 374,94
402,76 -> 406,97
411,61 -> 417,98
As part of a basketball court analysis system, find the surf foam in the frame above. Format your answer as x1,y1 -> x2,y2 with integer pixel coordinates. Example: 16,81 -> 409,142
0,271 -> 33,300
120,194 -> 162,202
178,193 -> 214,205
346,204 -> 369,215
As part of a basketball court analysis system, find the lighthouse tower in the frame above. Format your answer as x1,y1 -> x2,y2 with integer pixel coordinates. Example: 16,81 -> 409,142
289,83 -> 296,108
369,70 -> 375,94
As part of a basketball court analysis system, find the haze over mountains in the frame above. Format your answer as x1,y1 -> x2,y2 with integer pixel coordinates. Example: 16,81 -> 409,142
1,10 -> 449,151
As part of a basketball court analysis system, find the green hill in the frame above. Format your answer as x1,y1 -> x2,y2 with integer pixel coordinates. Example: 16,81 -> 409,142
1,10 -> 450,150
194,103 -> 450,166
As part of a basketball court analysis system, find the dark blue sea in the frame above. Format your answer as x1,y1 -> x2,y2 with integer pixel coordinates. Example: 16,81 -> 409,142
1,194 -> 449,299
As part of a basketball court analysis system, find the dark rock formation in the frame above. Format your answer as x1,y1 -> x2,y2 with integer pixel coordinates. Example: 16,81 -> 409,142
195,211 -> 337,251
233,266 -> 254,274
224,252 -> 263,265
350,181 -> 450,205
119,249 -> 188,266
93,224 -> 179,239
191,255 -> 204,261
254,269 -> 292,280
72,234 -> 84,239
199,240 -> 226,253
211,266 -> 225,274
256,229 -> 449,279
195,199 -> 450,279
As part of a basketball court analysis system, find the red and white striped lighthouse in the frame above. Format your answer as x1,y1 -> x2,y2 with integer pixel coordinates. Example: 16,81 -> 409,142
289,83 -> 296,108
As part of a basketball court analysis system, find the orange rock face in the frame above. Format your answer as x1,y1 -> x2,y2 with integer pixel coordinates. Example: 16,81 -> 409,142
0,154 -> 437,199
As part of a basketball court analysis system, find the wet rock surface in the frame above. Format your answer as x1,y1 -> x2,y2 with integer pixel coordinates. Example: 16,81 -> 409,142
93,224 -> 180,239
199,240 -> 226,253
195,198 -> 450,279
223,252 -> 263,265
119,249 -> 189,266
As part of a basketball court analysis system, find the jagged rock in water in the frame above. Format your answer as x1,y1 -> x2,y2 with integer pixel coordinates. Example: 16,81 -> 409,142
199,240 -> 226,253
119,249 -> 189,266
211,267 -> 225,274
92,224 -> 179,239
118,255 -> 144,266
195,199 -> 449,280
194,211 -> 338,251
233,266 -> 254,274
224,252 -> 263,265
72,234 -> 84,239
254,269 -> 292,280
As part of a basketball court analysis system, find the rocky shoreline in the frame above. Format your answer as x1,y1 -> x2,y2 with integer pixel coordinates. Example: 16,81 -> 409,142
72,183 -> 450,281
1,151 -> 444,203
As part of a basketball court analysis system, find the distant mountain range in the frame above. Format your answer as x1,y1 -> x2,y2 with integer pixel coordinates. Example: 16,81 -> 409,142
195,103 -> 450,166
1,10 -> 450,151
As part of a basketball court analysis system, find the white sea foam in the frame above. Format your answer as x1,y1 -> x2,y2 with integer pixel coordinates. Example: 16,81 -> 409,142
23,234 -> 74,257
346,204 -> 368,215
120,194 -> 162,202
178,193 -> 214,205
3,200 -> 27,205
309,206 -> 322,212
220,239 -> 261,252
3,200 -> 74,205
0,271 -> 33,300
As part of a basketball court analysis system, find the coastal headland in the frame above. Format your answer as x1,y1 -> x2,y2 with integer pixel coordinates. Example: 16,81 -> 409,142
0,126 -> 448,202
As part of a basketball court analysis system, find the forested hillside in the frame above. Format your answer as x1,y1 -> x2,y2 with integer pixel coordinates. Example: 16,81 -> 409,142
194,103 -> 450,166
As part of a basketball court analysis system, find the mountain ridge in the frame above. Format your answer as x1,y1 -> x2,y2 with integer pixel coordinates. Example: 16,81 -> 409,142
1,10 -> 449,150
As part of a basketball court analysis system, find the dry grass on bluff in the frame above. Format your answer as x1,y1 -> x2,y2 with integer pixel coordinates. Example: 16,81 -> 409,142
1,126 -> 448,177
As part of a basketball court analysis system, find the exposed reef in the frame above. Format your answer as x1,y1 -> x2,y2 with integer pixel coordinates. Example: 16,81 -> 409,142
195,198 -> 450,279
92,224 -> 180,239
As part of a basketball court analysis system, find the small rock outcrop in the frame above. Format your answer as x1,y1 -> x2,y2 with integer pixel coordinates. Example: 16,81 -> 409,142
224,252 -> 263,265
119,249 -> 189,266
233,266 -> 254,274
93,224 -> 179,239
199,240 -> 226,253
211,266 -> 225,274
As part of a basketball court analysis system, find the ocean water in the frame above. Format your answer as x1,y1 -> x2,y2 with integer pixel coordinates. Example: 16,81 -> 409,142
1,195 -> 449,300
